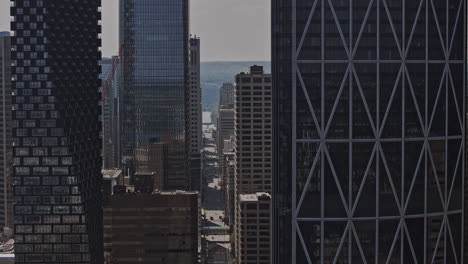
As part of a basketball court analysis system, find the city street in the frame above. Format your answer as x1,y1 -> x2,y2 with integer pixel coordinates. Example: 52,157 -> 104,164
202,130 -> 231,263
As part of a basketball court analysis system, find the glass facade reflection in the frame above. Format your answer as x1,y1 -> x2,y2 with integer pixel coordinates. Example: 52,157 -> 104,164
11,0 -> 103,263
273,0 -> 466,262
0,32 -> 13,230
120,0 -> 189,190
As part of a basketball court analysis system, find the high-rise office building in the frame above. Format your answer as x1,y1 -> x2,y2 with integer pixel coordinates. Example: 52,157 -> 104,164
188,37 -> 202,192
0,32 -> 12,229
103,190 -> 199,264
11,1 -> 103,263
101,58 -> 112,169
272,0 -> 466,262
219,83 -> 234,107
233,66 -> 272,263
235,193 -> 271,264
120,0 -> 189,190
234,66 -> 272,194
217,105 -> 234,161
101,57 -> 120,169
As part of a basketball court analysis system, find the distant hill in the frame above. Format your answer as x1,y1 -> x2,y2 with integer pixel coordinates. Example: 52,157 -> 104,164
201,61 -> 271,111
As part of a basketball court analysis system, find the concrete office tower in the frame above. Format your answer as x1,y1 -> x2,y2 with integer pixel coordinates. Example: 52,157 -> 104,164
120,0 -> 189,190
233,66 -> 272,263
188,37 -> 202,192
0,32 -> 12,229
217,105 -> 235,161
234,66 -> 272,193
101,57 -> 120,169
103,190 -> 199,264
272,0 -> 466,263
235,193 -> 271,264
219,83 -> 234,106
11,0 -> 103,263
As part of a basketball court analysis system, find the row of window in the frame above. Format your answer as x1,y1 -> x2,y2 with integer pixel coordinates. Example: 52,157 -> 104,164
15,147 -> 69,156
15,233 -> 84,243
16,205 -> 85,216
15,187 -> 79,197
16,128 -> 64,137
16,80 -> 52,88
16,243 -> 88,253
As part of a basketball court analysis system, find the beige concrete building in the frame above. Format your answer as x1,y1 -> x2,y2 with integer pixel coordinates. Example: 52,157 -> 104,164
233,66 -> 272,263
235,193 -> 271,264
217,105 -> 235,161
104,191 -> 199,264
234,65 -> 272,194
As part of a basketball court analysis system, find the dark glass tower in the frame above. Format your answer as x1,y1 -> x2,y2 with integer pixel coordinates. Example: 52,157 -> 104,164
120,0 -> 189,190
273,0 -> 466,262
0,32 -> 13,230
11,0 -> 103,263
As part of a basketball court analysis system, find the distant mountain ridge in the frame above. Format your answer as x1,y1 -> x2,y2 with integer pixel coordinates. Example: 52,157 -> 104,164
201,61 -> 271,110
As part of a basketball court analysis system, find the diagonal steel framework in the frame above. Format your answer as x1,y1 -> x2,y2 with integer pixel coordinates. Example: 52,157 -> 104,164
291,0 -> 466,262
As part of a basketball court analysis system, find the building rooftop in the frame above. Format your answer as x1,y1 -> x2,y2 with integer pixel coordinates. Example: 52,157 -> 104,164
0,254 -> 14,259
102,169 -> 122,179
112,186 -> 197,196
239,192 -> 271,202
219,104 -> 234,111
0,240 -> 14,254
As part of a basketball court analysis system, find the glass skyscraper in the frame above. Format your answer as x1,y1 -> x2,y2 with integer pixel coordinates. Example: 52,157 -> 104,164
273,0 -> 466,262
0,32 -> 13,230
11,0 -> 103,263
120,0 -> 189,190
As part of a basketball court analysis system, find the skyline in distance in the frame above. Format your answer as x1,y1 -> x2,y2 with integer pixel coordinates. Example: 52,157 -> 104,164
0,0 -> 271,62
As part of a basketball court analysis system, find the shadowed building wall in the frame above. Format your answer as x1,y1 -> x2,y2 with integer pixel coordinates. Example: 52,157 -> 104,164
272,0 -> 466,262
11,0 -> 103,262
104,191 -> 199,264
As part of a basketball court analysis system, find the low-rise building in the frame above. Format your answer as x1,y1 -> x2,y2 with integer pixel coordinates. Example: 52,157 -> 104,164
0,239 -> 14,264
104,190 -> 199,264
102,169 -> 124,197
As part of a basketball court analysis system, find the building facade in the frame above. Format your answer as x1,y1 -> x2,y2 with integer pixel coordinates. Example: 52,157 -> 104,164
120,0 -> 189,190
103,191 -> 199,264
234,66 -> 272,194
101,57 -> 120,169
11,0 -> 103,263
222,149 -> 235,229
188,37 -> 202,192
0,32 -> 12,229
217,105 -> 235,162
235,193 -> 271,264
272,0 -> 466,263
219,83 -> 234,107
233,66 -> 272,263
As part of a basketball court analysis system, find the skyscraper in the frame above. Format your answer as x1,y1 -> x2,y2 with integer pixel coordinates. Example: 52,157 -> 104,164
233,66 -> 272,263
219,83 -> 234,107
188,37 -> 202,192
0,32 -> 12,229
11,0 -> 103,263
273,0 -> 466,262
234,66 -> 272,194
120,0 -> 189,190
101,57 -> 120,169
217,105 -> 234,161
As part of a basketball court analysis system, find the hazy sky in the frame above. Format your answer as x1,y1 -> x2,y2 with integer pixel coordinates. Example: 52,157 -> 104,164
0,0 -> 271,62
